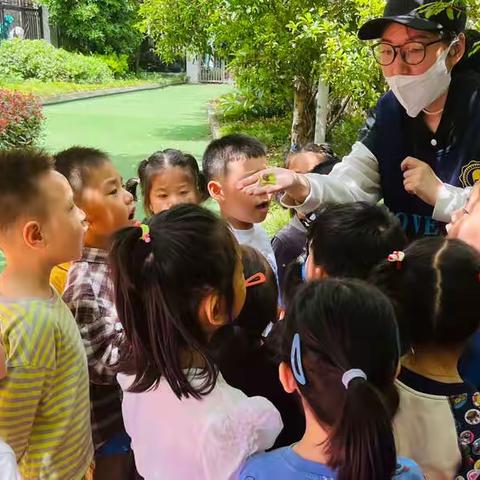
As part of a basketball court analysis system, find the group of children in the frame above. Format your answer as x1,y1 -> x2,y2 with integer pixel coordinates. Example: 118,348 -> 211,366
0,133 -> 479,479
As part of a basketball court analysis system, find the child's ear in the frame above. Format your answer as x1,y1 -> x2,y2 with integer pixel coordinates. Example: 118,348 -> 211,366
279,362 -> 298,394
198,291 -> 227,337
312,265 -> 328,281
23,221 -> 45,250
307,262 -> 328,282
207,181 -> 224,202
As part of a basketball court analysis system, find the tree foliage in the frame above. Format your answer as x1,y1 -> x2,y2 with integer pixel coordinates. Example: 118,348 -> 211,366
141,0 -> 384,125
41,0 -> 143,55
140,0 -> 480,142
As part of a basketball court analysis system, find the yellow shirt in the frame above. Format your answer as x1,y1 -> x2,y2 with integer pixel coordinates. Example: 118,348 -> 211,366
0,293 -> 93,479
50,262 -> 72,295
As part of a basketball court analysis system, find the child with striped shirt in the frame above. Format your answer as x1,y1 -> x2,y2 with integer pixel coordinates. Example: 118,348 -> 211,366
0,149 -> 93,479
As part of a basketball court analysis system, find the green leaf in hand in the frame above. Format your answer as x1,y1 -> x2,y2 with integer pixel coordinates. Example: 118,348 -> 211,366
260,172 -> 277,186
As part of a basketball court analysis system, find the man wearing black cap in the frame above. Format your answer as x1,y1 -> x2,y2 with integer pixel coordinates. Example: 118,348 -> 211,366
239,0 -> 480,239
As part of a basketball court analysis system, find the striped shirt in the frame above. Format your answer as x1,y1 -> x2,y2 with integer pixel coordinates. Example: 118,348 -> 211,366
63,247 -> 125,450
0,293 -> 93,479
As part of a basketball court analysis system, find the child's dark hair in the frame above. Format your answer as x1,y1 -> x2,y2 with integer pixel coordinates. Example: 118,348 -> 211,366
0,148 -> 53,231
110,204 -> 239,399
210,245 -> 278,367
371,237 -> 480,349
308,202 -> 407,279
203,134 -> 266,182
54,146 -> 110,196
280,278 -> 400,480
235,245 -> 278,334
138,149 -> 208,215
281,258 -> 304,310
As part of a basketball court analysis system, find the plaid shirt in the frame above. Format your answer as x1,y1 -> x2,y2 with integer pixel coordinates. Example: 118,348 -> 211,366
63,247 -> 126,450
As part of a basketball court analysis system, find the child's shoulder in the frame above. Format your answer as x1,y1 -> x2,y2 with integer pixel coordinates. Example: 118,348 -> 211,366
0,294 -> 70,369
239,447 -> 289,478
394,457 -> 424,479
63,255 -> 107,303
207,379 -> 282,429
202,382 -> 282,462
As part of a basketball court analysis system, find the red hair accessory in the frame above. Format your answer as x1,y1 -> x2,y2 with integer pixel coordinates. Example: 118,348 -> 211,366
387,251 -> 405,270
245,272 -> 267,288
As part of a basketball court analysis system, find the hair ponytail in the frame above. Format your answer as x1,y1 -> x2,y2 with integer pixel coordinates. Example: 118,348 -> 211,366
110,205 -> 239,399
330,379 -> 396,480
282,279 -> 400,479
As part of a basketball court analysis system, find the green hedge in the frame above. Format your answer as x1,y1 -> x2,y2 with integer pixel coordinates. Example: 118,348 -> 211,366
0,40 -> 113,83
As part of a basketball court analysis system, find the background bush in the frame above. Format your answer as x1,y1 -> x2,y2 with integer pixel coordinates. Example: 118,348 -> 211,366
94,53 -> 130,78
0,40 -> 113,83
0,89 -> 44,149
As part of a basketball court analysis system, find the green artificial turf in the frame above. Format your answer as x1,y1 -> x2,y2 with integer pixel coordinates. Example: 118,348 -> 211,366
0,84 -> 232,273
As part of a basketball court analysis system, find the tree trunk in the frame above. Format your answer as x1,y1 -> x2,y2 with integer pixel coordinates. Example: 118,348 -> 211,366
291,77 -> 317,150
314,78 -> 329,144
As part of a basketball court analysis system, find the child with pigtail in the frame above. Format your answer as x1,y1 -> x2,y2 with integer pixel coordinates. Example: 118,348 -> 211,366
372,237 -> 480,479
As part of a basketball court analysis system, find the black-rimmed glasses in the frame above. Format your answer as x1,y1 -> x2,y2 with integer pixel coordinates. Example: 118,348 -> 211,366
371,39 -> 446,66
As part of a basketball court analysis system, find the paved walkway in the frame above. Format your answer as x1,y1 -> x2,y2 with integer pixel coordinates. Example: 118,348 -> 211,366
0,84 -> 231,272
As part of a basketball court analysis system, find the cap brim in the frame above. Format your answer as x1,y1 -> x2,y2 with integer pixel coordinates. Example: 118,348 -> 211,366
358,15 -> 444,40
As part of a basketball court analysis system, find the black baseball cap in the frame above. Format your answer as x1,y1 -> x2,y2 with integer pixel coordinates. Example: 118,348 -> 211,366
358,0 -> 467,40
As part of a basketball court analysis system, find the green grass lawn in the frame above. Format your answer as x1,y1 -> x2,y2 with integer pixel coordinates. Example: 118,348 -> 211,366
0,84 -> 232,273
42,83 -> 232,178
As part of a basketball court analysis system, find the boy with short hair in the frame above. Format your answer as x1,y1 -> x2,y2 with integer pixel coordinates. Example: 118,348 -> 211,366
55,146 -> 136,479
305,201 -> 408,281
0,149 -> 93,479
203,134 -> 277,273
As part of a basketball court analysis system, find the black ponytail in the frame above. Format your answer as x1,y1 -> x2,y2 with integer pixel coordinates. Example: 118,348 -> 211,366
331,380 -> 397,480
281,279 -> 400,480
110,204 -> 239,399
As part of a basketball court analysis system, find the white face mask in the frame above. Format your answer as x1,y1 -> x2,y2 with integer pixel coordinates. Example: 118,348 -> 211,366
385,41 -> 456,118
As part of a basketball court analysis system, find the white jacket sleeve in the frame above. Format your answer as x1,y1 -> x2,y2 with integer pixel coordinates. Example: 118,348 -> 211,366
280,141 -> 382,214
433,183 -> 472,223
201,396 -> 283,480
0,442 -> 21,480
281,140 -> 472,223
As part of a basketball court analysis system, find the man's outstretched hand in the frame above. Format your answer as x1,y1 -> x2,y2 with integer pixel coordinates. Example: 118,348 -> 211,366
236,167 -> 311,203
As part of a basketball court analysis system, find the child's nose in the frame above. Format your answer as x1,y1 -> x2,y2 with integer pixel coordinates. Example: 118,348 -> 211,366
78,207 -> 86,222
125,189 -> 134,204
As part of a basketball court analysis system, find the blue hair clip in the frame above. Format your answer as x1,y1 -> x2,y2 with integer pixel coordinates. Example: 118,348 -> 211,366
301,259 -> 308,283
291,333 -> 307,385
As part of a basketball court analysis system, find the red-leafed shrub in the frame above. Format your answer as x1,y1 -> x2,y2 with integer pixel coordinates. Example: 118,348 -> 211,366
0,89 -> 44,149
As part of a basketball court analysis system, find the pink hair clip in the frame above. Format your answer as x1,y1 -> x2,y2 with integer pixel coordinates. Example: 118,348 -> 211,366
245,272 -> 267,288
387,251 -> 405,270
134,221 -> 151,243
